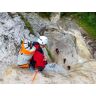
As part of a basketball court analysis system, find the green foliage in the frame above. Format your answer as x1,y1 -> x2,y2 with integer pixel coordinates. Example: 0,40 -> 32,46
46,46 -> 55,62
60,12 -> 77,18
38,12 -> 52,19
60,12 -> 96,39
60,13 -> 65,18
17,12 -> 35,35
75,12 -> 96,39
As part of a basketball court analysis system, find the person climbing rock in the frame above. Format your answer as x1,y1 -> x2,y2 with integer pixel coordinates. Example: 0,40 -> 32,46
17,36 -> 48,72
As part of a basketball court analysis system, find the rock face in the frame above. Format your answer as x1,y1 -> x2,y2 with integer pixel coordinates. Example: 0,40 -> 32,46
1,60 -> 96,84
0,12 -> 96,84
0,13 -> 35,75
45,30 -> 78,67
44,18 -> 92,69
